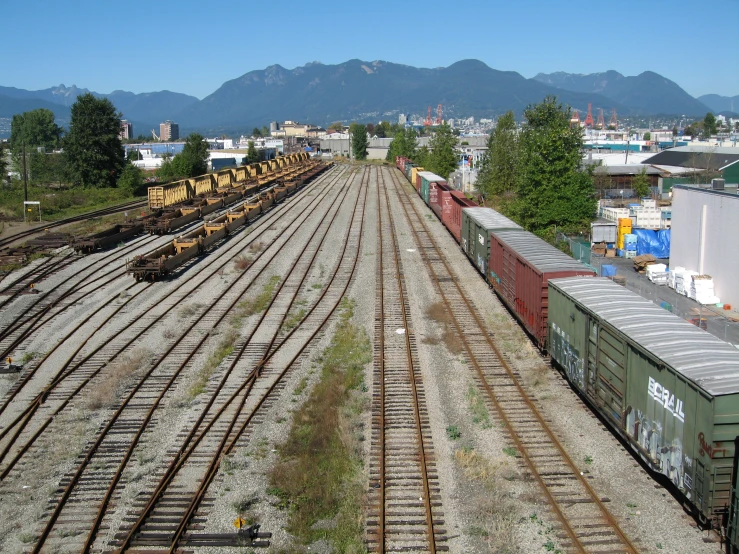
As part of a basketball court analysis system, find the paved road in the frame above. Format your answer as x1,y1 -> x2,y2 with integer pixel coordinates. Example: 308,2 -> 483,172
591,254 -> 739,347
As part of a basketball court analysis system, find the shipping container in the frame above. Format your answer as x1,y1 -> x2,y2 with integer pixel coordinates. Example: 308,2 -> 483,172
411,167 -> 425,192
488,231 -> 595,347
442,191 -> 476,243
591,219 -> 617,245
548,277 -> 739,528
461,207 -> 522,273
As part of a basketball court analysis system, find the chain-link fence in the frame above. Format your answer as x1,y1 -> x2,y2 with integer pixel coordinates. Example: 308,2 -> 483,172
556,232 -> 594,270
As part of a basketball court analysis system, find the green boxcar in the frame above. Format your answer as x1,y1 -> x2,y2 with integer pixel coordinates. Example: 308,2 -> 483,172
460,207 -> 522,275
548,277 -> 739,527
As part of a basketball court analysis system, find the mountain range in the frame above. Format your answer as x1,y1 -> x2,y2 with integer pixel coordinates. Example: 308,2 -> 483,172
0,60 -> 734,138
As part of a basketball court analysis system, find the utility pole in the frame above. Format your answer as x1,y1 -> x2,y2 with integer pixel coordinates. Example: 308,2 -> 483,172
22,141 -> 28,203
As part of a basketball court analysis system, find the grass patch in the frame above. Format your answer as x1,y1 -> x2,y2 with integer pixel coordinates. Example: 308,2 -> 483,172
85,349 -> 149,410
269,297 -> 370,550
230,275 -> 280,328
467,384 -> 492,428
63,212 -> 127,236
179,302 -> 203,319
502,446 -> 517,457
0,182 -> 140,221
446,425 -> 461,440
455,448 -> 522,551
187,329 -> 238,399
283,307 -> 306,333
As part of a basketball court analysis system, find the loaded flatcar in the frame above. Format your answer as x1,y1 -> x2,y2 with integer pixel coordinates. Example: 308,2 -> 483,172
548,277 -> 739,530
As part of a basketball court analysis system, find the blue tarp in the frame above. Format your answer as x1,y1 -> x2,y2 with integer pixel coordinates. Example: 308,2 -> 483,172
601,264 -> 617,277
633,228 -> 671,258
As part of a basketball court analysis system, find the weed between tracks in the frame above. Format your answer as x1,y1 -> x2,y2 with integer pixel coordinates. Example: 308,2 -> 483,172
455,448 -> 523,552
268,297 -> 370,551
187,329 -> 239,400
230,275 -> 281,328
85,349 -> 150,410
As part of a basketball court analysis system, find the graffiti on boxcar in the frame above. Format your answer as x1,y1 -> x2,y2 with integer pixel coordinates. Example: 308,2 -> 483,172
550,323 -> 585,389
625,406 -> 687,490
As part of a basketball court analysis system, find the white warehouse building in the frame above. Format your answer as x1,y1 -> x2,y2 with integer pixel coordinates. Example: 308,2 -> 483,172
670,184 -> 739,308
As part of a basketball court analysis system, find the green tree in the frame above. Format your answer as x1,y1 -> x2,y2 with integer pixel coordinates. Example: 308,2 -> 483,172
426,124 -> 458,178
329,121 -> 344,132
375,121 -> 391,138
9,109 -> 62,153
631,167 -> 651,198
117,162 -> 146,196
252,127 -> 262,138
703,112 -> 716,137
510,96 -> 595,236
29,151 -> 66,185
643,131 -> 651,141
349,123 -> 368,160
64,93 -> 125,187
261,125 -> 270,137
672,126 -> 679,137
385,128 -> 417,161
246,140 -> 260,164
157,154 -> 184,182
128,149 -> 141,162
0,143 -> 8,183
171,133 -> 209,177
477,111 -> 519,201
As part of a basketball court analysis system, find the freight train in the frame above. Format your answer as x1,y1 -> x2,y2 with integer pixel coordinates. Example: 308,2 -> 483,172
68,153 -> 313,254
395,156 -> 739,549
126,162 -> 330,281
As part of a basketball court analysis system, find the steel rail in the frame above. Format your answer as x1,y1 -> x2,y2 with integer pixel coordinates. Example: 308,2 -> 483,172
0,167 -> 343,484
29,165 -> 346,553
388,166 -> 638,554
0,167 -> 339,425
159,164 -> 370,554
0,199 -> 147,250
84,166 -> 358,552
378,167 -> 438,553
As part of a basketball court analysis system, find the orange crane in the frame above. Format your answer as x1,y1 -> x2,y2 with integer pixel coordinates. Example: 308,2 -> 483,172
424,106 -> 432,126
435,104 -> 443,125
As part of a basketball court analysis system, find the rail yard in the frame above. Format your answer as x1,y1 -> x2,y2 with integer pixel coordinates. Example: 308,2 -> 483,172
0,163 -> 728,553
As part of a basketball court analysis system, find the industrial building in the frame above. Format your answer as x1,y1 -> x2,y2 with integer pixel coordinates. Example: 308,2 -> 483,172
119,120 -> 133,140
159,121 -> 179,141
670,183 -> 739,309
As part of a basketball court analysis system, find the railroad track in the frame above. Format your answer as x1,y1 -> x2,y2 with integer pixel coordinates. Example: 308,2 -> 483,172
0,166 -> 346,482
387,166 -> 639,554
366,167 -> 447,553
111,165 -> 368,552
0,198 -> 148,250
2,165 -> 359,552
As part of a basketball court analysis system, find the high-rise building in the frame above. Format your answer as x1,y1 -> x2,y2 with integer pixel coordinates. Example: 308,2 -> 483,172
120,120 -> 133,140
160,120 -> 179,141
398,114 -> 407,126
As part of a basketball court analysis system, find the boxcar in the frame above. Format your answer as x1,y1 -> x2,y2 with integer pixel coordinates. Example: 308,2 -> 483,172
488,230 -> 595,348
728,437 -> 739,553
548,277 -> 739,528
461,207 -> 522,274
430,182 -> 449,221
411,167 -> 425,192
442,191 -> 476,243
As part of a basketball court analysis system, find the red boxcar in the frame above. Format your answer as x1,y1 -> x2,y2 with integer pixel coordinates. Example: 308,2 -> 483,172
442,191 -> 476,243
488,230 -> 595,349
429,182 -> 449,220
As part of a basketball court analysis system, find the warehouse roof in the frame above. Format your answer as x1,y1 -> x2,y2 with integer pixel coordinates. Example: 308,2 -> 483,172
550,277 -> 739,397
592,164 -> 662,176
643,146 -> 739,171
493,231 -> 592,274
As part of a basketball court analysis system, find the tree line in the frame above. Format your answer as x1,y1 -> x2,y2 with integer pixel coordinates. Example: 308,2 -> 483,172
6,93 -> 210,197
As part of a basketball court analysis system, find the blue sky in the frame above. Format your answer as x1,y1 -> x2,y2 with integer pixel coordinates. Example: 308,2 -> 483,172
4,0 -> 737,99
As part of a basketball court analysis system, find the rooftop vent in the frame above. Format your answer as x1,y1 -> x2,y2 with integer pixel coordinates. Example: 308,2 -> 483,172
712,178 -> 725,191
